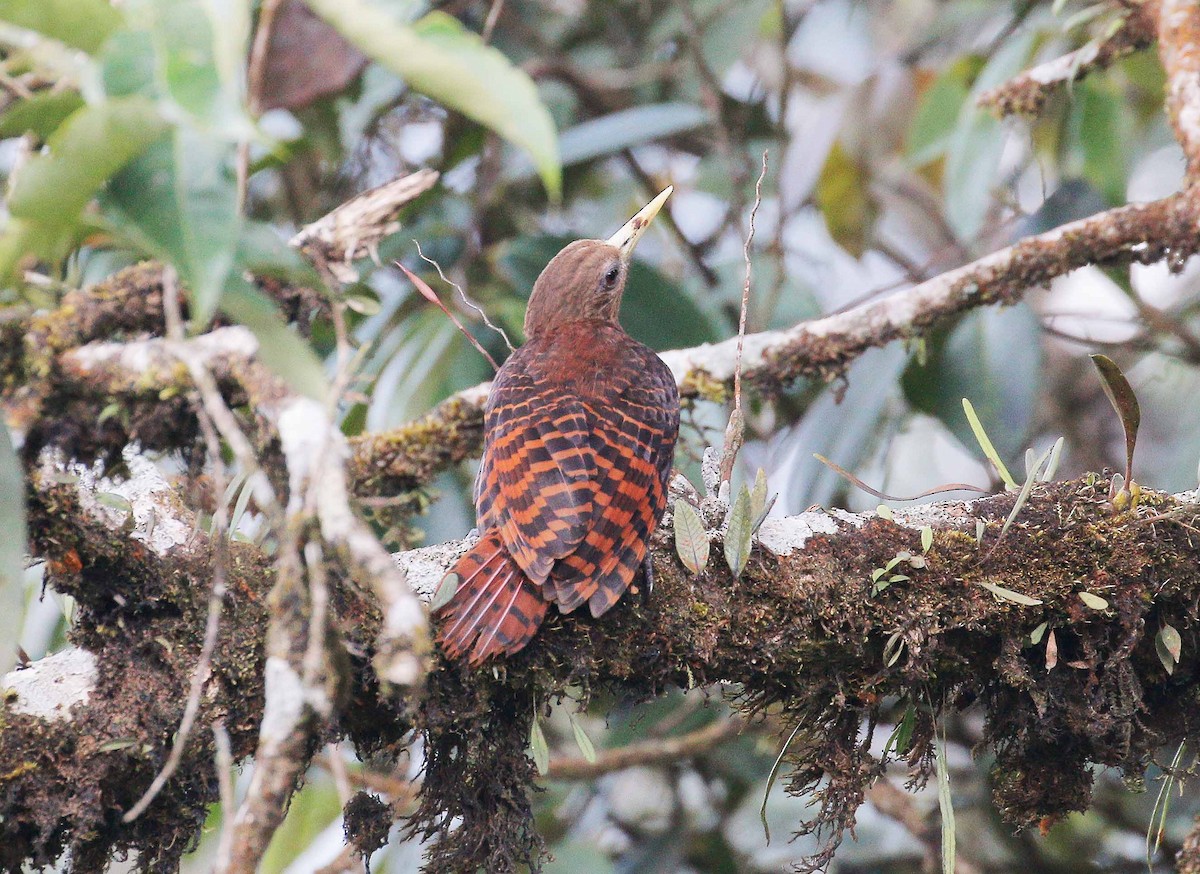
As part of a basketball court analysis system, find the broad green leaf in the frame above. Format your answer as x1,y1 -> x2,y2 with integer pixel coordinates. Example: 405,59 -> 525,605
220,278 -> 328,402
673,500 -> 709,575
906,60 -> 974,166
724,486 -> 754,579
104,128 -> 240,325
529,715 -> 549,776
1157,623 -> 1182,675
1091,354 -> 1140,483
944,34 -> 1036,238
1078,591 -> 1110,611
0,418 -> 27,677
236,220 -> 324,287
8,98 -> 167,228
904,304 -> 1041,477
305,1 -> 560,198
1074,81 -> 1128,205
567,713 -> 597,764
0,0 -> 122,53
557,103 -> 708,168
816,142 -> 873,257
0,90 -> 84,139
977,580 -> 1042,607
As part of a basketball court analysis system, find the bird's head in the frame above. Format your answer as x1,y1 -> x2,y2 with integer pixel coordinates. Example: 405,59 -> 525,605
524,186 -> 673,338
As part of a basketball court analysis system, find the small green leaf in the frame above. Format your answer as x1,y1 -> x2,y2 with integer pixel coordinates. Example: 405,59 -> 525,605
430,573 -> 458,611
529,715 -> 549,776
876,504 -> 894,520
723,487 -> 754,579
883,632 -> 905,667
871,568 -> 886,582
97,737 -> 139,753
567,713 -> 597,764
96,491 -> 134,515
1090,354 -> 1141,484
0,418 -> 27,677
962,398 -> 1017,489
305,1 -> 561,199
884,701 -> 917,758
219,278 -> 328,402
975,518 -> 986,544
1157,623 -> 1182,675
977,580 -> 1043,606
1078,591 -> 1110,611
673,500 -> 709,575
1041,436 -> 1066,482
921,526 -> 933,554
1029,621 -> 1048,645
0,0 -> 123,53
750,468 -> 769,525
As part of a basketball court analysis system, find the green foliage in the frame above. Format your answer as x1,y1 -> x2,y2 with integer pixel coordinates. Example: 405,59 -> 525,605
305,0 -> 561,199
0,0 -> 122,53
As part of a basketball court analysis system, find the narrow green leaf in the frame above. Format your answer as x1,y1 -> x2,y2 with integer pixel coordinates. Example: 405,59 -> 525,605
8,98 -> 166,229
0,418 -> 27,676
529,715 -> 550,776
673,500 -> 709,575
430,573 -> 458,611
993,440 -> 1055,548
884,701 -> 917,758
1078,591 -> 1110,611
723,487 -> 754,578
0,0 -> 122,53
937,734 -> 955,874
228,476 -> 255,541
760,722 -> 802,843
977,580 -> 1043,606
921,526 -> 933,554
1041,436 -> 1066,482
305,1 -> 561,198
0,91 -> 85,140
962,398 -> 1017,489
556,102 -> 708,168
883,632 -> 905,667
567,713 -> 597,764
1090,354 -> 1141,483
220,278 -> 328,402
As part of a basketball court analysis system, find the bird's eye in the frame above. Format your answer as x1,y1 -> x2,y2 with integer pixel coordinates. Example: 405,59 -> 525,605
603,265 -> 621,289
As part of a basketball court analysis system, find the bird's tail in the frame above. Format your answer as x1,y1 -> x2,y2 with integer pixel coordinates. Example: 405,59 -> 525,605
433,530 -> 548,665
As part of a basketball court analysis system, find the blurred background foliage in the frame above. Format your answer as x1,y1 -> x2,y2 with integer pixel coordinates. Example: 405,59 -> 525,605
3,0 -> 1200,870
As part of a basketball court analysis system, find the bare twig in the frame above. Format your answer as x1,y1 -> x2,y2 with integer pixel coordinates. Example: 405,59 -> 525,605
123,272 -> 233,823
481,0 -> 506,43
399,262 -> 501,371
238,0 -> 286,211
719,151 -> 768,485
547,716 -> 745,780
213,719 -> 237,866
414,239 -> 514,353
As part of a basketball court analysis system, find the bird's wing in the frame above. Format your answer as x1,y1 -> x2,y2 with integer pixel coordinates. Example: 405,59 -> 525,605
476,363 -> 598,582
549,356 -> 680,616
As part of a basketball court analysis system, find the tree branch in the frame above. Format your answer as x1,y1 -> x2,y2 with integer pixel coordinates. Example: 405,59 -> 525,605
352,188 -> 1200,497
979,1 -> 1160,117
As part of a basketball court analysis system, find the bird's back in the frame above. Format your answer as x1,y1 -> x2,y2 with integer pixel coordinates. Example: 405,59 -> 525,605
435,321 -> 679,664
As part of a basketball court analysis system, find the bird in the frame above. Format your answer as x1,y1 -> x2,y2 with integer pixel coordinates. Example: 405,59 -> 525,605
433,188 -> 681,665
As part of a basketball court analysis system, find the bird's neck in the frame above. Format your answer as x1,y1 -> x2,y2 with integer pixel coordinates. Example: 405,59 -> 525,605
522,321 -> 634,389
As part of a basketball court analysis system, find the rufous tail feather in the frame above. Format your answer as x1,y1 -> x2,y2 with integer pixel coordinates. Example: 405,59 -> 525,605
433,530 -> 548,665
